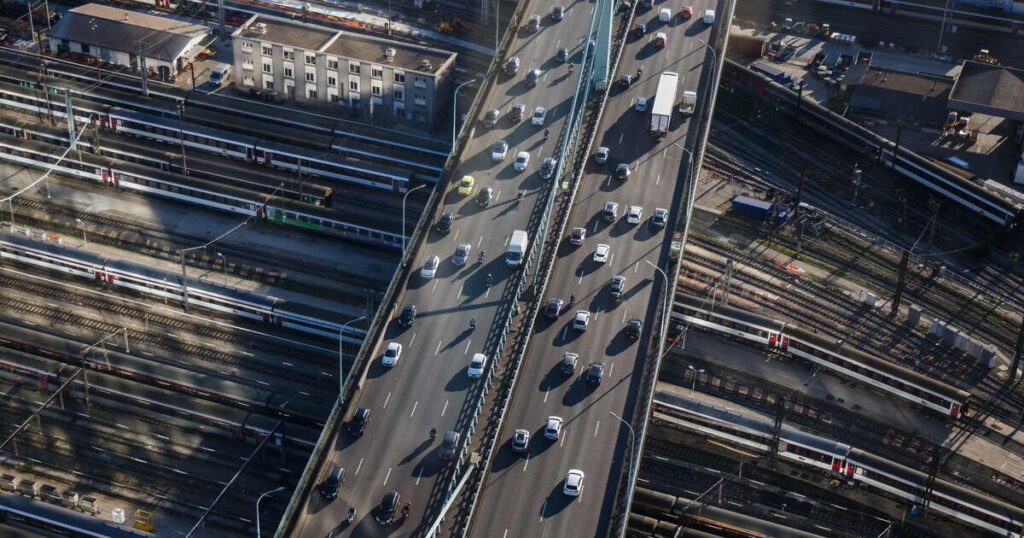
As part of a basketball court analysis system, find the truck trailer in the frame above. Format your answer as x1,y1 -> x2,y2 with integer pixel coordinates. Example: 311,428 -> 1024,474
649,71 -> 680,137
731,195 -> 790,223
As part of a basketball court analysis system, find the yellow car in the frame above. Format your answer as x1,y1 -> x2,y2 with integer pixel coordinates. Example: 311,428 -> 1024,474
457,175 -> 475,195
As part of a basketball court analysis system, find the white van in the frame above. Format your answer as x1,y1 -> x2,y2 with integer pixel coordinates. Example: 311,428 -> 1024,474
703,9 -> 715,24
209,63 -> 232,86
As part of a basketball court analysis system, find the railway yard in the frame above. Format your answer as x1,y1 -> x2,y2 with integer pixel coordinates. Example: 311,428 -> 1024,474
0,0 -> 1023,536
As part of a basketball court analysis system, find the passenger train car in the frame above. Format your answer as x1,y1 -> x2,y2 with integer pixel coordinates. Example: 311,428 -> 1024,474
0,133 -> 402,247
674,294 -> 971,419
655,391 -> 1024,538
0,229 -> 366,341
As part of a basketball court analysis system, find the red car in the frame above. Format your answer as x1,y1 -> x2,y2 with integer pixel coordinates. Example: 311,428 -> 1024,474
681,5 -> 693,19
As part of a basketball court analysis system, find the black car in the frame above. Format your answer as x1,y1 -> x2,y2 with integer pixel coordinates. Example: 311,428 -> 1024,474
585,361 -> 605,385
319,465 -> 345,500
348,407 -> 370,437
668,323 -> 686,341
375,490 -> 400,525
617,73 -> 633,87
551,5 -> 565,21
625,318 -> 642,340
632,23 -> 646,37
437,212 -> 453,234
545,298 -> 564,319
440,430 -> 460,460
398,304 -> 416,327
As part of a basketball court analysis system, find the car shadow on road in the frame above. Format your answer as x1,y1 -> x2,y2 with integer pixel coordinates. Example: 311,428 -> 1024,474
561,376 -> 595,407
540,483 -> 576,518
539,361 -> 572,392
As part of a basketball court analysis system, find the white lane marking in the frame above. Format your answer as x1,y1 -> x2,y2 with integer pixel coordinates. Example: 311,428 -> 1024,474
544,387 -> 550,403
442,399 -> 450,416
410,332 -> 418,347
560,326 -> 569,340
592,311 -> 599,322
410,401 -> 419,418
383,392 -> 392,409
594,421 -> 601,437
605,175 -> 612,188
495,189 -> 502,203
383,467 -> 393,486
416,466 -> 423,485
478,235 -> 484,248
591,220 -> 598,233
282,362 -> 293,367
634,263 -> 640,273
453,228 -> 461,242
662,147 -> 668,160
504,234 -> 512,247
618,133 -> 624,144
656,173 -> 661,186
355,458 -> 364,476
523,455 -> 530,471
578,271 -> 583,285
560,434 -> 567,448
503,530 -> 510,538
432,279 -> 439,292
464,339 -> 472,354
609,362 -> 615,378
436,340 -> 443,356
486,285 -> 491,299
622,310 -> 628,323
539,502 -> 547,522
609,253 -> 615,266
458,283 -> 465,297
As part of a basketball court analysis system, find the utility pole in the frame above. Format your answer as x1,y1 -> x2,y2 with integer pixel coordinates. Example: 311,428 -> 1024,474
1010,318 -> 1024,384
769,395 -> 786,466
138,43 -> 150,96
794,80 -> 804,119
721,259 -> 734,305
850,166 -> 863,206
891,251 -> 910,316
64,91 -> 77,151
793,169 -> 806,218
891,121 -> 902,171
926,197 -> 940,254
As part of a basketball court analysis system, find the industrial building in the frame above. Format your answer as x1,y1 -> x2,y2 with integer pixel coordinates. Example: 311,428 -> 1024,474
842,64 -> 954,123
46,3 -> 212,80
231,15 -> 457,124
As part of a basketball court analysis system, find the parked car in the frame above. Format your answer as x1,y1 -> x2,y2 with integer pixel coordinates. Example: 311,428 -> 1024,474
602,201 -> 619,222
609,275 -> 625,298
551,5 -> 565,21
476,185 -> 493,207
560,352 -> 578,375
615,163 -> 631,179
651,207 -> 668,227
556,46 -> 569,63
626,205 -> 643,224
593,244 -> 610,264
527,68 -> 542,87
531,106 -> 547,126
585,361 -> 605,385
633,23 -> 646,37
514,151 -> 531,172
510,103 -> 526,122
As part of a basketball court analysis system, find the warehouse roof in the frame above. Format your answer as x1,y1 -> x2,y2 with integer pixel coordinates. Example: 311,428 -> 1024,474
949,60 -> 1024,122
844,64 -> 954,97
47,4 -> 209,62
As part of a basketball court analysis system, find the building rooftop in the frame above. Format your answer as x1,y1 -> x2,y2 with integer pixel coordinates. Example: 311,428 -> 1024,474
844,63 -> 954,97
949,60 -> 1024,122
236,15 -> 455,75
235,17 -> 336,53
47,3 -> 209,62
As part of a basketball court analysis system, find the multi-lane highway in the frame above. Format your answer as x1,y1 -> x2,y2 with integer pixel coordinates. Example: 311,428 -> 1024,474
467,1 -> 723,536
289,1 -> 608,535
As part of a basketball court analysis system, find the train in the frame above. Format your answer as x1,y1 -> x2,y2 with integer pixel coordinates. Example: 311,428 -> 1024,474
0,228 -> 367,341
673,293 -> 971,419
655,391 -> 1024,538
0,113 -> 334,207
0,75 -> 435,193
0,494 -> 154,538
0,132 -> 403,247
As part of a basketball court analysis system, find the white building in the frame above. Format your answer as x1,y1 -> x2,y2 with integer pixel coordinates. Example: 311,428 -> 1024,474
47,4 -> 211,80
232,15 -> 456,124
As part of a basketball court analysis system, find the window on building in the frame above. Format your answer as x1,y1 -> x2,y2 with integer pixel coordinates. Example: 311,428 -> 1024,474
263,63 -> 272,73
283,50 -> 294,60
242,41 -> 253,52
349,63 -> 361,74
394,72 -> 405,83
306,71 -> 315,83
328,76 -> 337,86
327,58 -> 339,69
349,80 -> 359,91
242,75 -> 255,86
414,77 -> 427,89
307,88 -> 318,99
394,88 -> 404,101
371,85 -> 382,96
284,67 -> 293,78
265,80 -> 275,90
262,45 -> 272,56
305,54 -> 316,65
414,96 -> 427,106
243,59 -> 254,70
371,67 -> 383,79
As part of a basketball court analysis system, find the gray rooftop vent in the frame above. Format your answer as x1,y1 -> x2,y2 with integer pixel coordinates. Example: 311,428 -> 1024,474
252,23 -> 267,34
384,48 -> 396,63
420,58 -> 432,70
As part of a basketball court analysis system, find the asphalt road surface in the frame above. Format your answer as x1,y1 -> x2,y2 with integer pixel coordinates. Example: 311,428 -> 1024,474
467,0 -> 724,537
288,1 -> 612,536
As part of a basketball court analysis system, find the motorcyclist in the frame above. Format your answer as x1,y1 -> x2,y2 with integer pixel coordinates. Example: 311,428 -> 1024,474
568,63 -> 574,74
430,427 -> 437,440
346,507 -> 355,523
478,251 -> 485,263
401,502 -> 412,518
517,190 -> 524,201
569,294 -> 576,305
486,273 -> 493,286
544,128 -> 550,141
469,317 -> 476,330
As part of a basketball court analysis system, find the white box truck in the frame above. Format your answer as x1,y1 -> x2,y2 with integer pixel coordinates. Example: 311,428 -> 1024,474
678,90 -> 697,117
649,72 -> 679,137
506,230 -> 528,267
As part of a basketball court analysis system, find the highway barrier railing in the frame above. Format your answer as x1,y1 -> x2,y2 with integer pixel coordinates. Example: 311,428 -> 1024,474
451,2 -> 641,536
607,0 -> 735,536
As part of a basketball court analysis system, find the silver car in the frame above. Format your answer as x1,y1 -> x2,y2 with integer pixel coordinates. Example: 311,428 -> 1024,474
453,243 -> 471,265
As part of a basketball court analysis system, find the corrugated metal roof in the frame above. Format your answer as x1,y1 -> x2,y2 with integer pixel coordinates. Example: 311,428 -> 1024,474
47,4 -> 209,62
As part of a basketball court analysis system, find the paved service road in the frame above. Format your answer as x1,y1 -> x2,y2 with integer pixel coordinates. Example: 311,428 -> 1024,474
289,1 -> 607,536
468,1 -> 723,536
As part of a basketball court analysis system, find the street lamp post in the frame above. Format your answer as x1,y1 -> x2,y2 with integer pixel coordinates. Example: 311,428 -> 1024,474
255,486 -> 285,538
402,184 -> 428,258
216,252 -> 227,286
693,37 -> 719,81
609,411 -> 637,538
338,316 -> 367,400
644,260 -> 671,349
687,365 -> 705,396
452,79 -> 477,146
75,218 -> 86,245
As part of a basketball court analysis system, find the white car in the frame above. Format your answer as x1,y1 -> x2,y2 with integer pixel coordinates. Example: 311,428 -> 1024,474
658,7 -> 671,22
491,140 -> 509,161
635,97 -> 648,112
468,353 -> 487,378
545,416 -> 564,440
594,146 -> 609,164
703,9 -> 715,24
652,207 -> 668,227
593,244 -> 610,264
453,243 -> 471,265
626,205 -> 643,224
572,310 -> 591,331
563,469 -> 585,496
531,106 -> 547,126
420,255 -> 439,278
382,342 -> 402,367
514,151 -> 530,171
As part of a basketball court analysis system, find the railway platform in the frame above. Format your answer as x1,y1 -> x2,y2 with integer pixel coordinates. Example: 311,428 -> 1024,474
1,162 -> 383,319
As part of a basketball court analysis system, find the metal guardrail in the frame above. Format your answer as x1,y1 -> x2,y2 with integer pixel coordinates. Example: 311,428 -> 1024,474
608,0 -> 735,536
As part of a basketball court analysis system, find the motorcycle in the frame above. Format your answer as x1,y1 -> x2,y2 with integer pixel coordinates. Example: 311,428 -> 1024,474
345,508 -> 355,524
401,502 -> 412,519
